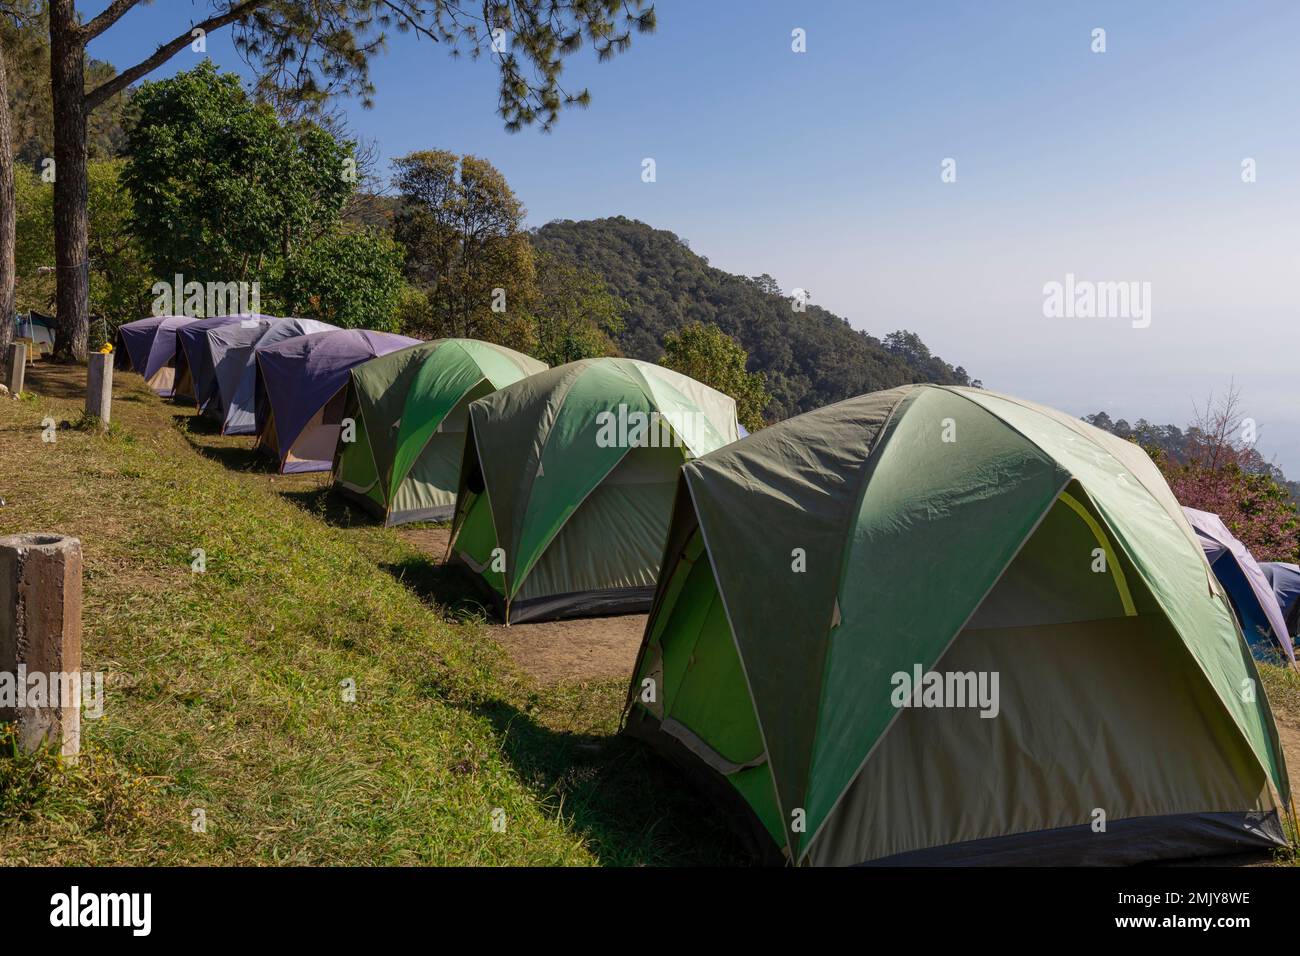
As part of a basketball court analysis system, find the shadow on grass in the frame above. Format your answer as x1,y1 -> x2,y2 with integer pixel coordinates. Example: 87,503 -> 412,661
381,554 -> 496,622
24,362 -> 85,399
279,486 -> 372,529
469,696 -> 753,866
178,419 -> 280,473
174,411 -> 221,434
186,439 -> 277,473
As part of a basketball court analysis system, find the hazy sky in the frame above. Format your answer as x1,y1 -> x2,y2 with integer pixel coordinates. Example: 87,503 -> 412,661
88,0 -> 1300,471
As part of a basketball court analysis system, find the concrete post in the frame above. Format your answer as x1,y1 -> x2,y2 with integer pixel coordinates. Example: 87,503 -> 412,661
0,534 -> 83,759
85,352 -> 113,425
5,342 -> 26,396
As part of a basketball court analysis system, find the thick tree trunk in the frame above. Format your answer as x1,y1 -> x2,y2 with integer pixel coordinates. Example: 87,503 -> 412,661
49,0 -> 88,363
0,40 -> 15,378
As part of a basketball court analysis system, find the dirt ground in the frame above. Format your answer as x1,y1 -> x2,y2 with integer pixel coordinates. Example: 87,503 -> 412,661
399,525 -> 648,685
1275,720 -> 1300,791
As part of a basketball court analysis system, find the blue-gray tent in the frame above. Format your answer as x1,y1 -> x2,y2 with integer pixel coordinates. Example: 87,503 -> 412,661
174,315 -> 260,410
1262,563 -> 1300,642
207,317 -> 337,434
1184,507 -> 1295,665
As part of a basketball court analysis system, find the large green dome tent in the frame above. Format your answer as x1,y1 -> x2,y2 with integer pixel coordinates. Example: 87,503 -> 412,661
448,357 -> 741,623
624,384 -> 1291,866
333,339 -> 547,525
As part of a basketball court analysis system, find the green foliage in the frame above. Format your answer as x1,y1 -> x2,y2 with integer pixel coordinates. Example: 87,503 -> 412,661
13,163 -> 53,313
659,322 -> 771,432
532,217 -> 978,420
526,251 -> 624,366
391,149 -> 536,347
0,724 -> 59,821
123,61 -> 352,285
86,161 -> 155,329
883,331 -> 981,389
13,161 -> 152,326
276,227 -> 406,330
119,62 -> 414,330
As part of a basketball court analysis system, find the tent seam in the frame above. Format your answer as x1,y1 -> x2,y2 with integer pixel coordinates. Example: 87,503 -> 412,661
681,467 -> 793,864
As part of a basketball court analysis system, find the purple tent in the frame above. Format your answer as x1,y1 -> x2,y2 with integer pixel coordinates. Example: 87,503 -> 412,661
1183,507 -> 1295,664
174,315 -> 266,410
254,329 -> 419,474
114,314 -> 198,396
114,316 -> 164,371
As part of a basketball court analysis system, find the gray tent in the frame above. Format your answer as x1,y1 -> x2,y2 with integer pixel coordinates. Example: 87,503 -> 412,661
208,317 -> 337,434
175,315 -> 255,409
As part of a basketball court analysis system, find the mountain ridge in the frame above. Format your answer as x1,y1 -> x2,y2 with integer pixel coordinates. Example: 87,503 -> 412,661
531,215 -> 976,421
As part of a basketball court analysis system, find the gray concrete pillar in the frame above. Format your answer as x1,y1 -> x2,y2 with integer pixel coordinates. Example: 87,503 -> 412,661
0,534 -> 83,759
85,352 -> 113,425
5,342 -> 25,396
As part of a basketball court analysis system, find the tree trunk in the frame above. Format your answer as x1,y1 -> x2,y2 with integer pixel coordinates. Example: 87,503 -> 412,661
49,0 -> 88,363
0,38 -> 15,379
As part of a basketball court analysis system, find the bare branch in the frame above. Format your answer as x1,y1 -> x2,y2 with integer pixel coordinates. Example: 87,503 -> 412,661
84,0 -> 266,111
83,0 -> 142,40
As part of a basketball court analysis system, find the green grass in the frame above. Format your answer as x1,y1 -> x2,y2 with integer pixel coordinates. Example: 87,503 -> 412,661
0,364 -> 743,865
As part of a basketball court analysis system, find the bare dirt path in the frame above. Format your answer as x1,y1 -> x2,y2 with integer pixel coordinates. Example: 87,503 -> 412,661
399,526 -> 648,685
1274,719 -> 1300,788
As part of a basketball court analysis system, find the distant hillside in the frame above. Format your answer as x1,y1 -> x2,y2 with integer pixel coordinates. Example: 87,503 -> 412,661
1084,410 -> 1300,506
532,216 -> 977,421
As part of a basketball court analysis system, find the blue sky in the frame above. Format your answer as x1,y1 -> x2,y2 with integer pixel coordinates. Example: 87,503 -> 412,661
88,0 -> 1300,471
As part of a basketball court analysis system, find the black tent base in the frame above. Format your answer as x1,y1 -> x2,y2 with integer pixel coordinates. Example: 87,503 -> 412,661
447,550 -> 654,623
866,809 -> 1285,866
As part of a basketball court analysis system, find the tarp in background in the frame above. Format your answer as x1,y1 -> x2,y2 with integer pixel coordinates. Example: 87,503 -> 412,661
174,315 -> 260,409
1262,562 -> 1300,639
208,317 -> 336,434
255,328 -> 419,473
14,312 -> 55,349
1184,507 -> 1295,664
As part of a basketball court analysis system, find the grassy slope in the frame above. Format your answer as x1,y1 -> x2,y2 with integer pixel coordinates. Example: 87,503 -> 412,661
0,364 -> 742,865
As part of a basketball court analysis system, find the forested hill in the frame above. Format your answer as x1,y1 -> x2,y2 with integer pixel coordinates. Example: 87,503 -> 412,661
531,216 -> 977,420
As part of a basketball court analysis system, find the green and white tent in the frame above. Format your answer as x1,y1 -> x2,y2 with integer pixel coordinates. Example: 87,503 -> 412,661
449,358 -> 741,623
625,384 -> 1291,866
333,339 -> 546,525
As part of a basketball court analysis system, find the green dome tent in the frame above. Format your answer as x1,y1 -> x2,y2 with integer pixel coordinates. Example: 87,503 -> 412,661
624,384 -> 1291,866
333,339 -> 546,525
448,358 -> 741,623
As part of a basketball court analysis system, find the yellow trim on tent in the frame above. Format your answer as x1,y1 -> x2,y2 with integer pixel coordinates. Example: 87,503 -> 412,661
1059,490 -> 1137,618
